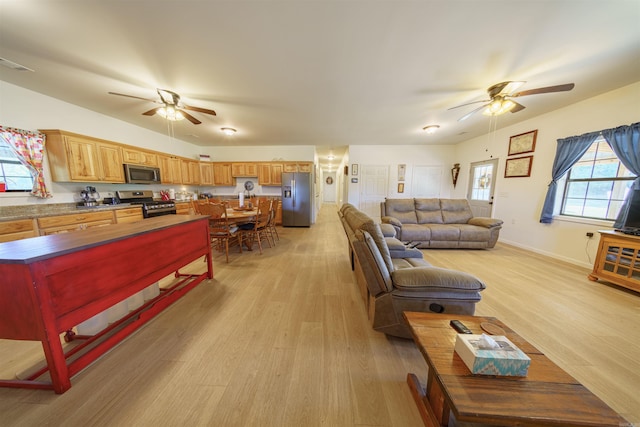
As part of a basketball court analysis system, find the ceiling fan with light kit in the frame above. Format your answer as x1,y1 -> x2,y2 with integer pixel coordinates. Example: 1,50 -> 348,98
108,88 -> 216,124
449,81 -> 575,121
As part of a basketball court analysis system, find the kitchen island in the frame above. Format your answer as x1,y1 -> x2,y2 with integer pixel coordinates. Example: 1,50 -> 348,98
0,215 -> 212,393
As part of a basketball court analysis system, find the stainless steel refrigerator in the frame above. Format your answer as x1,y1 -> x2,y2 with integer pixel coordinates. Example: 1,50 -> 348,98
281,172 -> 312,227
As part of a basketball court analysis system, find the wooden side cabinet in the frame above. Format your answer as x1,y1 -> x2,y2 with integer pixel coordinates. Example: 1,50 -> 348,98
588,230 -> 640,293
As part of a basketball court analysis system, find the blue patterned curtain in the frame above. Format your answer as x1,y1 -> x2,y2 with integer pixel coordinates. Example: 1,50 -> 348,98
539,131 -> 600,223
602,122 -> 640,228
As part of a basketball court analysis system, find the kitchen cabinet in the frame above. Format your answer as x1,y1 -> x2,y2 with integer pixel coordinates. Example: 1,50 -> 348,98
258,163 -> 283,186
231,162 -> 258,177
180,160 -> 201,185
283,162 -> 313,173
0,219 -> 38,243
122,148 -> 158,167
114,206 -> 144,224
199,162 -> 215,186
159,155 -> 182,184
37,210 -> 115,235
175,202 -> 192,215
41,129 -> 125,183
213,163 -> 235,186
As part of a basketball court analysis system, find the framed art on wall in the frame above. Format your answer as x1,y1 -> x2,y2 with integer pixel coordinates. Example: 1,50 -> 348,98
352,164 -> 358,175
397,183 -> 404,193
504,156 -> 533,178
508,130 -> 537,156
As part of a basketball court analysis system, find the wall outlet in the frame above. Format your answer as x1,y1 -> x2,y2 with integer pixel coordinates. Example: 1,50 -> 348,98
586,232 -> 594,238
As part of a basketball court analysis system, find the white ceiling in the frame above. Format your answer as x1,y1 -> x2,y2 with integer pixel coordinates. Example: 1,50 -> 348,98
1,1 -> 639,171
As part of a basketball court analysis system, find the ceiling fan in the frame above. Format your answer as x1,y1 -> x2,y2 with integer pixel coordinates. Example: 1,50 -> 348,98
108,88 -> 216,124
449,81 -> 575,121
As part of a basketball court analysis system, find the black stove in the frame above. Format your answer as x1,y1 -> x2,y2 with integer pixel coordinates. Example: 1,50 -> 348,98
116,190 -> 177,218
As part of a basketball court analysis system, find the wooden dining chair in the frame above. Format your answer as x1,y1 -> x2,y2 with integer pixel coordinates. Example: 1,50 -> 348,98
267,199 -> 279,243
200,202 -> 242,262
238,199 -> 273,254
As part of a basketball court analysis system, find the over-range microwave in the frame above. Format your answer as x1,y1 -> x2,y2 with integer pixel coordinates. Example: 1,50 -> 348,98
123,164 -> 161,184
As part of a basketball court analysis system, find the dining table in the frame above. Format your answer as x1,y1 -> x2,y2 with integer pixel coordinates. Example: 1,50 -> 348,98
225,207 -> 258,224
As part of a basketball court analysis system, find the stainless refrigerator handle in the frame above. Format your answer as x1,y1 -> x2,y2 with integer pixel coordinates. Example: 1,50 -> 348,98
292,179 -> 296,207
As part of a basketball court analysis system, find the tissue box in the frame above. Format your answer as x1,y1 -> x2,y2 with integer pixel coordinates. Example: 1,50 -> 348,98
454,334 -> 531,376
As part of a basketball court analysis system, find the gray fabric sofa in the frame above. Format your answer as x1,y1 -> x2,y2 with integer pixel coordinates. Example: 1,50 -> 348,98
381,198 -> 503,249
338,203 -> 486,338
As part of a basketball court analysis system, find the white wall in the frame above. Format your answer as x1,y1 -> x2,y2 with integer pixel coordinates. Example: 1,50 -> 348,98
452,81 -> 640,268
346,144 -> 455,207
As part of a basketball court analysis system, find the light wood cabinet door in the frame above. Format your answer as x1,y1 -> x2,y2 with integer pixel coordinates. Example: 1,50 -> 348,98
199,162 -> 214,185
231,162 -> 259,177
114,206 -> 143,224
98,143 -> 126,182
283,163 -> 298,173
159,155 -> 182,184
189,161 -> 201,184
258,163 -> 283,186
41,130 -> 125,183
174,202 -> 191,215
213,163 -> 234,185
180,160 -> 193,184
270,164 -> 283,185
37,211 -> 115,235
122,148 -> 159,167
0,219 -> 37,243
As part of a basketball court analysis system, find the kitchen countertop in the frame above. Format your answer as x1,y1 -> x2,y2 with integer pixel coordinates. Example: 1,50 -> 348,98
0,202 -> 138,222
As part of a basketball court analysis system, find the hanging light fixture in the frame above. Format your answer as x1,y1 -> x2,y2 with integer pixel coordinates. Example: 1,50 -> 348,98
156,105 -> 185,121
221,127 -> 237,136
482,96 -> 516,116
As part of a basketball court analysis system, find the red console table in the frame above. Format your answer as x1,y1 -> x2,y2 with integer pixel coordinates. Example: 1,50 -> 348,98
0,215 -> 212,393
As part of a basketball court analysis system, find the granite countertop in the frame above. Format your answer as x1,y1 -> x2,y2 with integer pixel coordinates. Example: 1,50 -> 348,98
0,202 -> 137,222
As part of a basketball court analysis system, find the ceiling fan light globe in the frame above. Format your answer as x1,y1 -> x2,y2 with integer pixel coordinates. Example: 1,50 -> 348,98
157,106 -> 185,121
482,99 -> 516,116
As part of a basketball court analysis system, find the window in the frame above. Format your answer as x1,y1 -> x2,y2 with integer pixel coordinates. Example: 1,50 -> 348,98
0,140 -> 33,191
561,137 -> 634,220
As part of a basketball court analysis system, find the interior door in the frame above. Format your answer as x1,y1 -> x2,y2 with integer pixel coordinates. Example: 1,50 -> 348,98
467,159 -> 498,217
360,165 -> 389,220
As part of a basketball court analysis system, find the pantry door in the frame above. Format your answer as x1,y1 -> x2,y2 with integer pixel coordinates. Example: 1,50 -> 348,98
360,165 -> 389,220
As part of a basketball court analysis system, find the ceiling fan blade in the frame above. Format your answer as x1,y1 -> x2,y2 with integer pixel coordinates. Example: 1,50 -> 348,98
157,88 -> 180,105
142,107 -> 161,116
182,104 -> 217,116
510,101 -> 526,113
458,104 -> 488,122
108,91 -> 159,103
512,83 -> 575,97
448,99 -> 490,110
180,110 -> 202,125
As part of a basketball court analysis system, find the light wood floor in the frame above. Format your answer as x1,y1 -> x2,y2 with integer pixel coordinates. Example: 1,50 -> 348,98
0,204 -> 638,426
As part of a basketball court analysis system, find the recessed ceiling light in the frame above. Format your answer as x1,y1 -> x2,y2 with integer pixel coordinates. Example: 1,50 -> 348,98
221,127 -> 236,136
422,125 -> 440,134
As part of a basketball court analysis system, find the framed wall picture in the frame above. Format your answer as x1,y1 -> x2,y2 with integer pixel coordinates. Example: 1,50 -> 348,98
398,164 -> 406,181
508,130 -> 537,156
504,156 -> 533,178
397,182 -> 405,193
352,164 -> 358,175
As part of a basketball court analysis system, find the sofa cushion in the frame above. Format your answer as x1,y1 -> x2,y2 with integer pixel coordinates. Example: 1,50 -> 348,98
428,224 -> 461,241
457,224 -> 492,241
415,198 -> 444,224
384,199 -> 418,224
391,266 -> 486,293
468,217 -> 504,228
362,231 -> 394,293
380,223 -> 396,237
440,199 -> 473,224
399,224 -> 432,242
392,257 -> 431,270
360,222 -> 394,273
389,247 -> 423,259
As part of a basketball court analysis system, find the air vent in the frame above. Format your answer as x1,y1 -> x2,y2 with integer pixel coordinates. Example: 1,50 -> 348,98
0,57 -> 34,72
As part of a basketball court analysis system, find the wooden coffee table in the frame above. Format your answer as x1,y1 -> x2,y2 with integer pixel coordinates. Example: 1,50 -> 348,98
403,312 -> 627,427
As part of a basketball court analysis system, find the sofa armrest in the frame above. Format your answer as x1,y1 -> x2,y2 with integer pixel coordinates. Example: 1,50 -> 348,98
391,267 -> 486,291
382,216 -> 403,228
468,217 -> 504,228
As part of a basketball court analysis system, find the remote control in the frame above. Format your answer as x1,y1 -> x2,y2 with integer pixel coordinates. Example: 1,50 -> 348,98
450,320 -> 472,334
